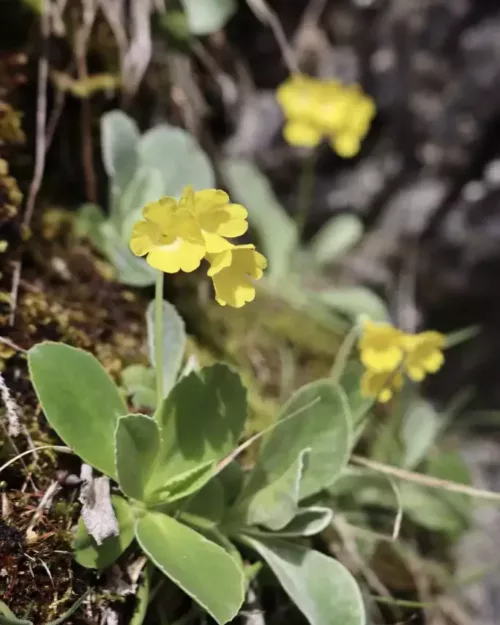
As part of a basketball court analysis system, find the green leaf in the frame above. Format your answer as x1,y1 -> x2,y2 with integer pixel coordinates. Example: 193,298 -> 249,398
179,0 -> 236,35
135,512 -> 245,624
115,414 -> 160,501
335,361 -> 372,442
28,342 -> 127,478
100,222 -> 156,286
221,159 -> 298,281
310,214 -> 363,266
183,477 -> 226,527
402,398 -> 441,469
139,124 -> 214,198
119,167 -> 164,236
130,566 -> 151,625
244,450 -> 309,531
242,380 -> 351,502
150,460 -> 215,504
316,287 -> 389,322
244,537 -> 365,625
152,365 -> 247,484
74,203 -> 107,252
121,365 -> 157,410
270,506 -> 333,538
73,496 -> 135,569
101,110 -> 140,193
0,601 -> 32,625
146,299 -> 186,398
217,461 -> 245,508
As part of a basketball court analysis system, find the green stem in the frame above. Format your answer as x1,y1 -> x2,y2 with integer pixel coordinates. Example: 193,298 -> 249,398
294,148 -> 317,239
155,270 -> 164,407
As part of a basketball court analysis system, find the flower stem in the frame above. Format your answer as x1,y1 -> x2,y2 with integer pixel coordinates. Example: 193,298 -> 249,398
295,148 -> 317,239
155,270 -> 164,407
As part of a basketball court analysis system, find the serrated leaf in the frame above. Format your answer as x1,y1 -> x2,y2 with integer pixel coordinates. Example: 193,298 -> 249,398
152,365 -> 247,485
179,0 -> 236,35
310,214 -> 363,266
73,496 -> 135,569
244,450 -> 309,531
135,512 -> 245,624
221,159 -> 297,281
139,124 -> 214,197
28,342 -> 127,479
241,380 -> 351,502
146,299 -> 186,398
115,414 -> 160,501
100,222 -> 156,286
101,110 -> 140,192
244,537 -> 365,625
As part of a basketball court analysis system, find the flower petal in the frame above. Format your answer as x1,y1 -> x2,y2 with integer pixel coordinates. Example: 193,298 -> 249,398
283,121 -> 322,148
146,239 -> 205,274
130,220 -> 158,257
143,197 -> 177,227
331,133 -> 361,158
202,231 -> 233,254
207,249 -> 233,277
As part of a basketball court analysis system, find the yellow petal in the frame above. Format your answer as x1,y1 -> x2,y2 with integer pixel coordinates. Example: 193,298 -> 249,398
179,185 -> 196,210
207,249 -> 233,277
142,197 -> 177,227
283,121 -> 322,148
331,133 -> 361,158
406,365 -> 425,382
202,231 -> 233,254
146,239 -> 205,274
208,244 -> 266,308
130,220 -> 158,257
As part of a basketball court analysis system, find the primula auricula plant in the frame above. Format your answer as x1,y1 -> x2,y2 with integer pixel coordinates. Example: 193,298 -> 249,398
276,74 -> 376,158
26,190 -> 365,625
358,320 -> 446,403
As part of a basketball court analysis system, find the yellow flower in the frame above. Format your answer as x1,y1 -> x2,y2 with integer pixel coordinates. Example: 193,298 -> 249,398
402,331 -> 445,382
207,244 -> 267,308
181,186 -> 249,253
358,321 -> 446,402
130,196 -> 206,273
130,186 -> 249,273
276,74 -> 376,157
277,74 -> 324,148
358,320 -> 404,372
360,369 -> 404,404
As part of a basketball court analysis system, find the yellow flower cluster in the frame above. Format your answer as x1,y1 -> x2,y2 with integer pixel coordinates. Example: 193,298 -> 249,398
130,186 -> 267,308
358,320 -> 446,403
276,74 -> 376,158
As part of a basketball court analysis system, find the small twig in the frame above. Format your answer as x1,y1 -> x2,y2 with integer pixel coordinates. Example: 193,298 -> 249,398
8,260 -> 21,326
74,1 -> 98,202
245,0 -> 300,74
0,445 -> 71,476
0,335 -> 27,353
26,480 -> 61,535
23,0 -> 50,230
351,455 -> 500,502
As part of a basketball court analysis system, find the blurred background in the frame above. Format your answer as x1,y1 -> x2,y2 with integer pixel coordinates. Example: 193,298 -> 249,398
3,1 -> 500,624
